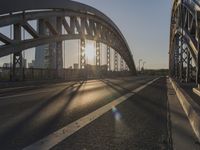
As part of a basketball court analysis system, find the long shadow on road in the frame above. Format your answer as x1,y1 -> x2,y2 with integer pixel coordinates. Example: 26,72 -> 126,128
0,81 -> 84,150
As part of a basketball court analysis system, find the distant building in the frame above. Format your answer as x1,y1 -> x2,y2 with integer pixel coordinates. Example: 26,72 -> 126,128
34,44 -> 46,68
22,58 -> 27,68
32,60 -> 35,67
28,60 -> 35,68
2,58 -> 26,68
35,19 -> 57,69
2,63 -> 11,68
73,63 -> 79,69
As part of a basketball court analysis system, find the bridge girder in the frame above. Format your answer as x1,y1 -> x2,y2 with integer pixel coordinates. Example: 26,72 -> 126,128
0,1 -> 136,74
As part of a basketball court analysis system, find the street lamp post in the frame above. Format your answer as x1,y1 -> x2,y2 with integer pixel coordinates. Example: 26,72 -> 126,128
143,61 -> 146,70
139,59 -> 143,72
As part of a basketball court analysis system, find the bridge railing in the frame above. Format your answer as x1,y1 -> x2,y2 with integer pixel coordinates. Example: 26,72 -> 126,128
0,67 -> 132,82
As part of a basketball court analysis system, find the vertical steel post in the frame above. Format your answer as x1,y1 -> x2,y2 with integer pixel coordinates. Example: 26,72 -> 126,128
80,39 -> 86,69
186,48 -> 191,83
196,10 -> 200,87
9,24 -> 13,81
197,51 -> 200,86
96,41 -> 101,66
179,0 -> 184,81
174,36 -> 180,78
107,46 -> 111,71
114,51 -> 118,71
179,38 -> 184,81
56,17 -> 63,70
13,24 -> 22,81
55,17 -> 63,79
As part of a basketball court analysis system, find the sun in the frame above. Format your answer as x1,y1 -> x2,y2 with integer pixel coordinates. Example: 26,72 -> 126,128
85,42 -> 95,62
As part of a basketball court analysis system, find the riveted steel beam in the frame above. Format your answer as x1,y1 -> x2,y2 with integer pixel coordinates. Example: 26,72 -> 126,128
80,38 -> 86,69
96,41 -> 100,66
107,45 -> 111,71
13,23 -> 23,81
114,51 -> 118,71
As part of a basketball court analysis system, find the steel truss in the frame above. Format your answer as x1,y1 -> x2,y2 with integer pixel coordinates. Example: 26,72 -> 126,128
13,24 -> 23,80
114,51 -> 118,71
120,56 -> 124,71
0,1 -> 136,80
107,46 -> 111,71
170,0 -> 200,84
80,39 -> 86,69
96,41 -> 101,66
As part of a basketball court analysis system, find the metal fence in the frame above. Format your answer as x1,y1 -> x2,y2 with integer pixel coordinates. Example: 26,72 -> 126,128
0,67 -> 132,82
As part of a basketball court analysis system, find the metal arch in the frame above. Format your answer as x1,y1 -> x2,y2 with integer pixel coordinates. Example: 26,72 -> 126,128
0,0 -> 136,74
169,0 -> 200,84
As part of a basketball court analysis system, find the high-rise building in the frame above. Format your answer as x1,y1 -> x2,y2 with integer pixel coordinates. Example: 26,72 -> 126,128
28,60 -> 35,68
35,19 -> 58,69
2,63 -> 11,68
22,58 -> 27,68
73,63 -> 79,69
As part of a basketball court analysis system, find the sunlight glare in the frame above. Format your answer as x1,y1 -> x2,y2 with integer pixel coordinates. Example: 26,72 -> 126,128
85,42 -> 95,62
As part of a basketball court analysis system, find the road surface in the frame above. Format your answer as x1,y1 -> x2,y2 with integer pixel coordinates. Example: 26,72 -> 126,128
0,76 -> 198,150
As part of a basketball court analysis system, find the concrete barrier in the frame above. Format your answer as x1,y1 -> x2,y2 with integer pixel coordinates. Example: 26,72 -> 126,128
169,77 -> 200,142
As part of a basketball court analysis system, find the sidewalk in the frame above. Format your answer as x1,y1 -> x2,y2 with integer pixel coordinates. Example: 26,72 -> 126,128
167,79 -> 200,150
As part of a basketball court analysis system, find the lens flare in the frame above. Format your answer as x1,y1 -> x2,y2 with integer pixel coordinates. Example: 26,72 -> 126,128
112,107 -> 122,121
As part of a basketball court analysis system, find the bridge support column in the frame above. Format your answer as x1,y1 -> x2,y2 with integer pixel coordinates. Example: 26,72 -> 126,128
80,39 -> 86,69
114,51 -> 118,71
56,17 -> 63,78
196,51 -> 200,87
96,41 -> 100,66
107,46 -> 110,71
179,36 -> 184,81
174,36 -> 180,79
186,48 -> 192,83
169,40 -> 176,77
13,24 -> 23,81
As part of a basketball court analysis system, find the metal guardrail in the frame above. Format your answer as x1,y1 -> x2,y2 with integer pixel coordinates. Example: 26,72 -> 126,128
0,67 -> 132,81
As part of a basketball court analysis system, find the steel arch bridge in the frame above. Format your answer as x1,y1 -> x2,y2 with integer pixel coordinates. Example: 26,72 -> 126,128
169,0 -> 200,85
0,0 -> 136,80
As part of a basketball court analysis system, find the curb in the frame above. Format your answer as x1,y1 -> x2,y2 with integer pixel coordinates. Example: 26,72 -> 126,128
169,77 -> 200,142
193,88 -> 200,97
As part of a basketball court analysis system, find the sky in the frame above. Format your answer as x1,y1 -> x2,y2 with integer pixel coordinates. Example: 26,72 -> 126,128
74,0 -> 172,69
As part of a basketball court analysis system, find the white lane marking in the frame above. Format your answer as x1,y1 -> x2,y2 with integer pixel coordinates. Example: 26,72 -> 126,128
23,78 -> 159,150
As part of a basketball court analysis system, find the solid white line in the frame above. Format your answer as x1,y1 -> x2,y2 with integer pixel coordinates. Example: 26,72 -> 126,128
23,77 -> 159,150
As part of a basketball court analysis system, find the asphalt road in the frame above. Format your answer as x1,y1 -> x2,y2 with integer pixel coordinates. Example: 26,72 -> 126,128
52,77 -> 170,150
0,76 -> 196,150
0,76 -> 158,150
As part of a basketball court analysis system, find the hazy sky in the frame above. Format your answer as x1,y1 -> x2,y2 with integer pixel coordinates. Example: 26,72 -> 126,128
74,0 -> 172,69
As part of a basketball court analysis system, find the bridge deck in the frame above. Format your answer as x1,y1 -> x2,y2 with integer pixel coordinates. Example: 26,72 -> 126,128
0,76 -> 198,149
